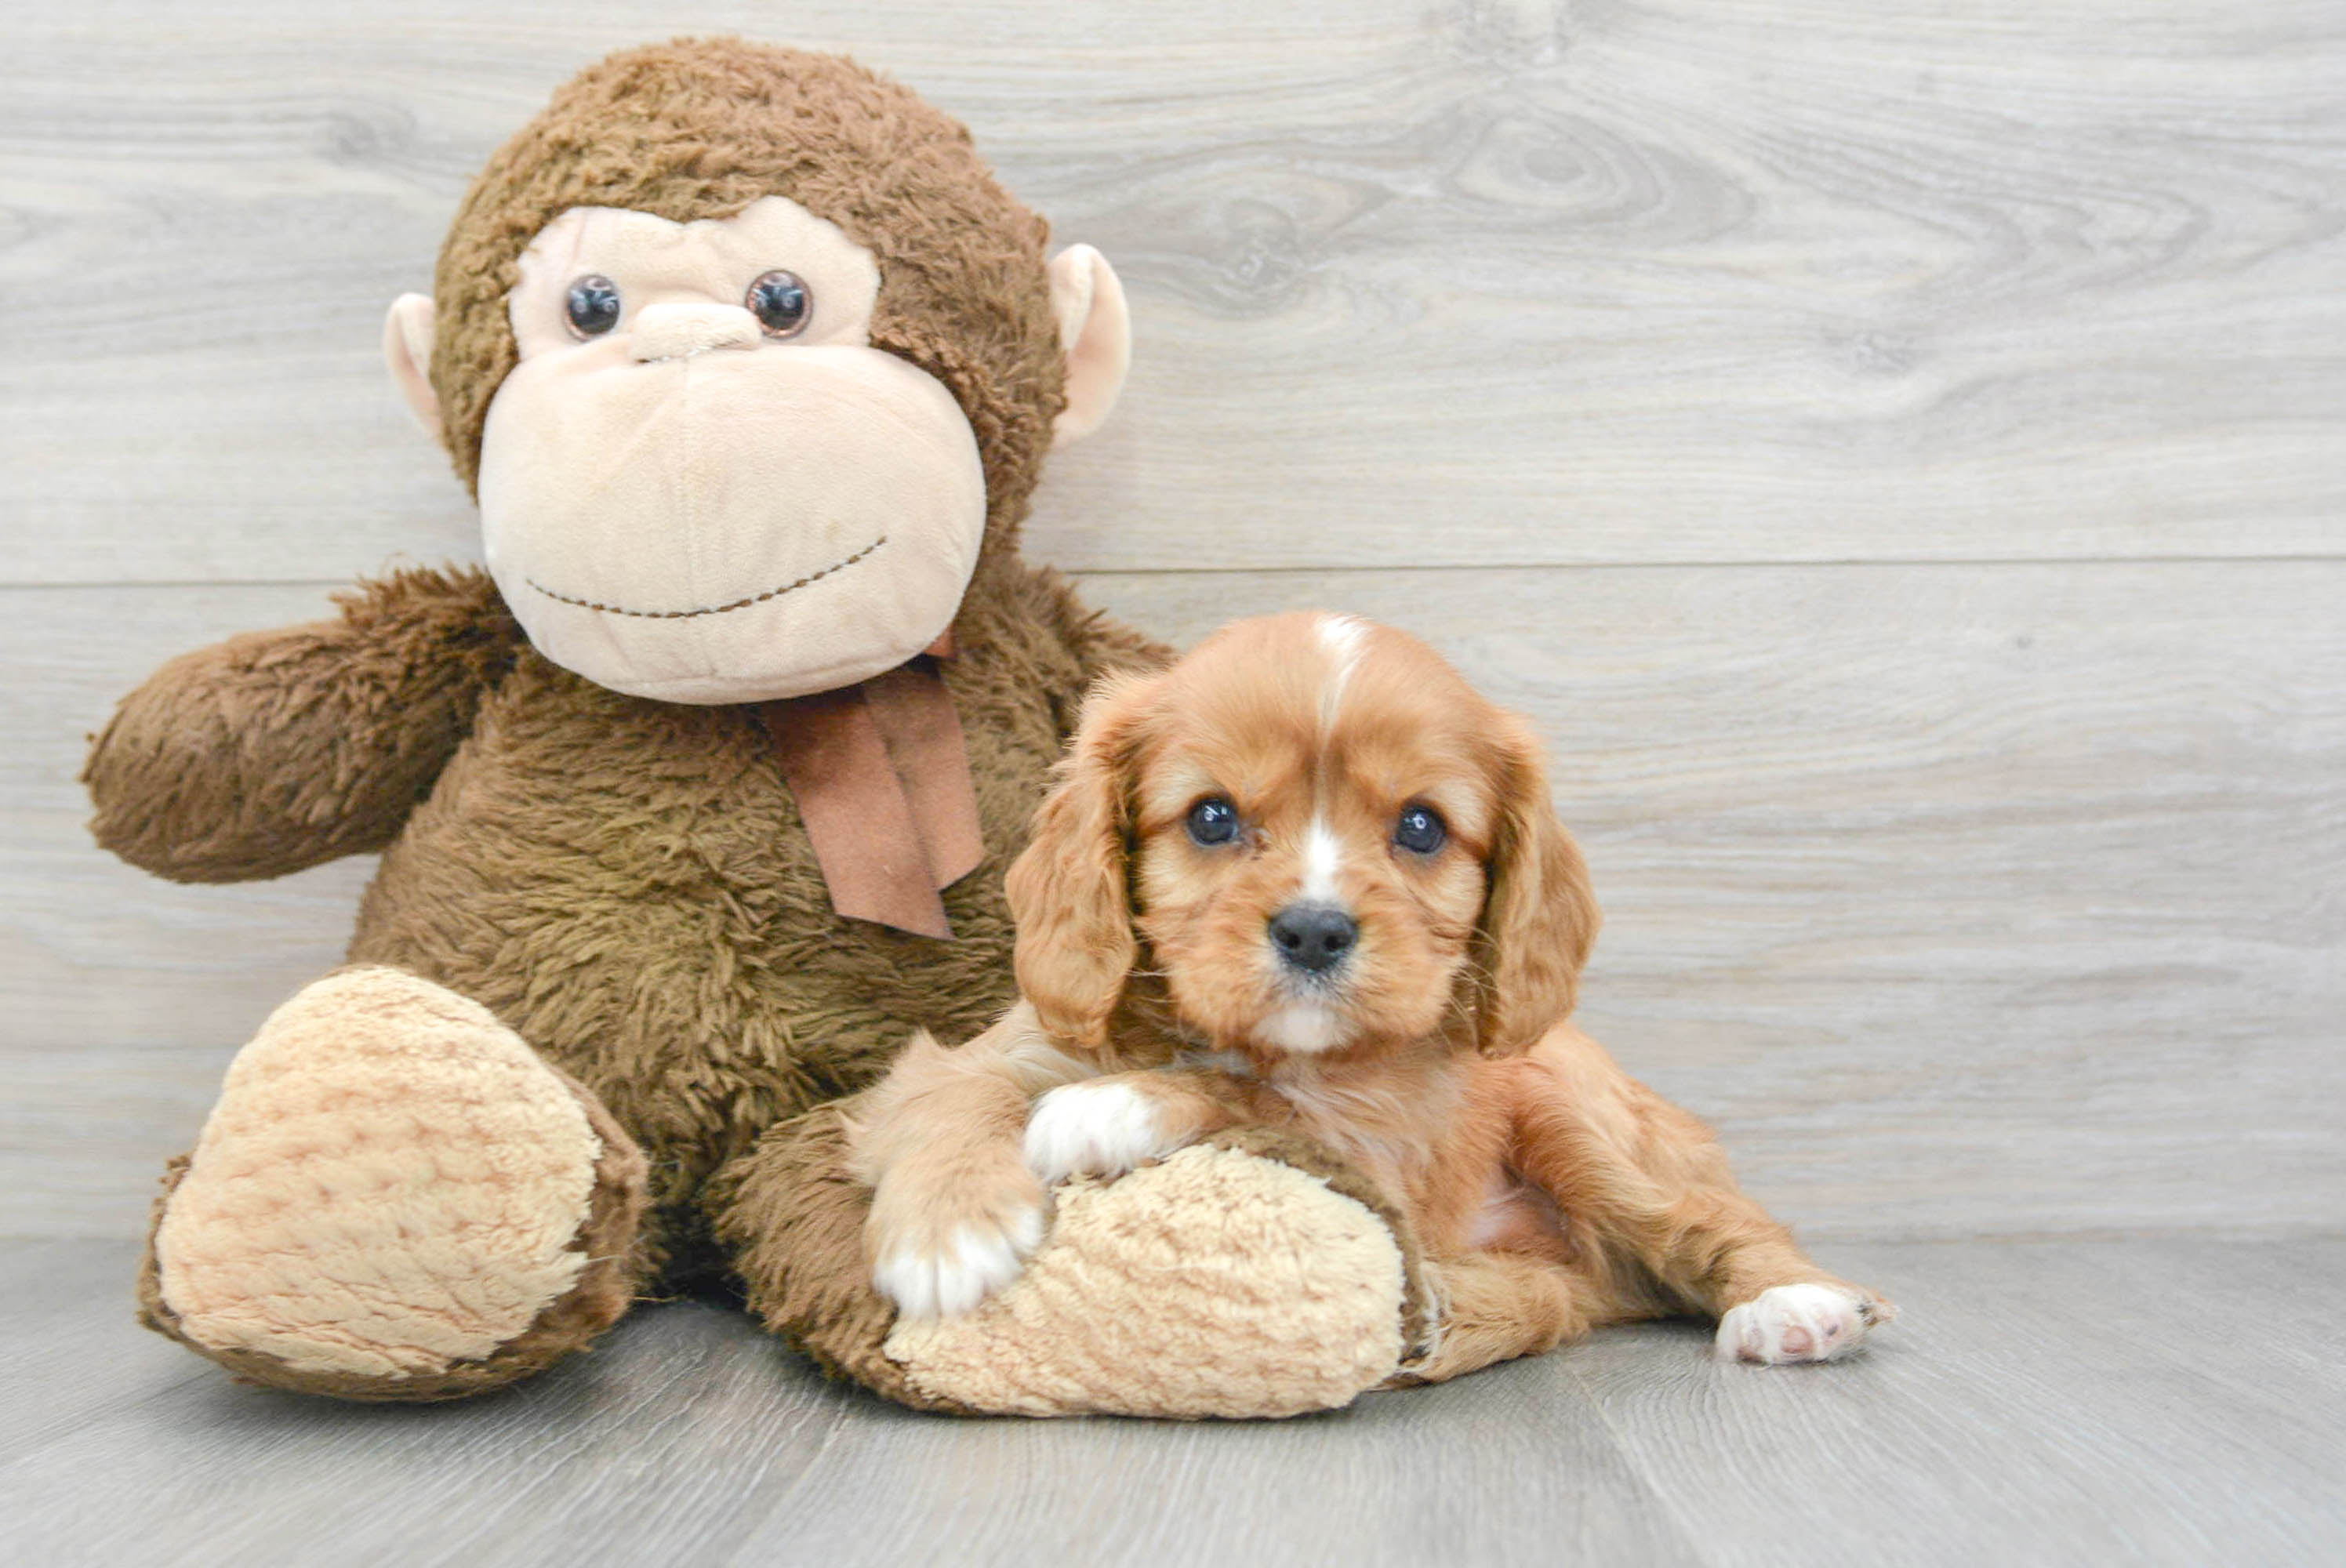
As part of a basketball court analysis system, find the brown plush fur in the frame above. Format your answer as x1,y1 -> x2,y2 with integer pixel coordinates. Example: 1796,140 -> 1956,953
87,40 -> 1187,1399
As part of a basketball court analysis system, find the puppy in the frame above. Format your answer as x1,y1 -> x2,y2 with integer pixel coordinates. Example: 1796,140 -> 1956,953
850,612 -> 1891,1374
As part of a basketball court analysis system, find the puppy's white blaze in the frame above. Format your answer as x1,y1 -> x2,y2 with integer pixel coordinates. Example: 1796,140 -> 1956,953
1023,1080 -> 1174,1184
1316,612 -> 1369,666
1301,816 -> 1344,905
1256,1003 -> 1349,1054
1316,613 -> 1369,732
1714,1282 -> 1885,1365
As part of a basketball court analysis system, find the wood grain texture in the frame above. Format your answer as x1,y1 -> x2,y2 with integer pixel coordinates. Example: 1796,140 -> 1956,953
5,9 -> 2340,1563
1,1238 -> 2339,1566
7,562 -> 2339,1240
2,2 -> 2341,582
1561,1237 -> 2346,1568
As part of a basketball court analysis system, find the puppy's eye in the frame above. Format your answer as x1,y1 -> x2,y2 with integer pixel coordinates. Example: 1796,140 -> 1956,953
746,269 -> 812,337
1393,804 -> 1447,855
1186,797 -> 1240,847
564,274 -> 622,339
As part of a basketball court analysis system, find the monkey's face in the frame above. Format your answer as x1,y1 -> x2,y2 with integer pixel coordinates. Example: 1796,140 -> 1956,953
473,197 -> 988,703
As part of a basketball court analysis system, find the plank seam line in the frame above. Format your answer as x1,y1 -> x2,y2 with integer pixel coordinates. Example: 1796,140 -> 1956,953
1066,554 -> 2346,575
7,554 -> 2346,592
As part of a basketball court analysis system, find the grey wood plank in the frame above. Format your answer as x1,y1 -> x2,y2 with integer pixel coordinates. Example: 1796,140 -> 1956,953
0,1240 -> 211,1467
739,1357 -> 1699,1568
0,1250 -> 1688,1568
2029,1234 -> 2346,1412
2,1238 -> 2340,1567
0,1271 -> 862,1568
1563,1238 -> 2346,1568
6,561 -> 2340,1242
3,2 -> 2341,582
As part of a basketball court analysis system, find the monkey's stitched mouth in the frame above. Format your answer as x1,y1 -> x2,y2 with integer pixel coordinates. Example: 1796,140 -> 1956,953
525,535 -> 885,620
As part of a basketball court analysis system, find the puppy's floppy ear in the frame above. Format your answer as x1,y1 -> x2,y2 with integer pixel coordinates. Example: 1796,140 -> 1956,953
1473,717 -> 1602,1056
1007,672 -> 1157,1047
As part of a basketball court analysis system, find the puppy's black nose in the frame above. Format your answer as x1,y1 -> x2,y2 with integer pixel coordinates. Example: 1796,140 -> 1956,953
1269,903 -> 1357,974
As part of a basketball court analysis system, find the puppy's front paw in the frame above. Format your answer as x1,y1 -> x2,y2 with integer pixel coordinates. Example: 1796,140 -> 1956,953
866,1154 -> 1047,1320
1715,1283 -> 1890,1365
870,1203 -> 1046,1320
1024,1080 -> 1180,1185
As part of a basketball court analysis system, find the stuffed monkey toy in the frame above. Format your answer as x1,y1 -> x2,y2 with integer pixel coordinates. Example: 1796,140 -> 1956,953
86,38 -> 1437,1416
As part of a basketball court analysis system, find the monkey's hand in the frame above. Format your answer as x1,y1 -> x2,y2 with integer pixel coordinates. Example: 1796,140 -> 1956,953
85,566 -> 522,883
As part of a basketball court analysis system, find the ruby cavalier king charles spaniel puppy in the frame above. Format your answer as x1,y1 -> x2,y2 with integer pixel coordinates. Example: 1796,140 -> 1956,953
852,612 -> 1892,1376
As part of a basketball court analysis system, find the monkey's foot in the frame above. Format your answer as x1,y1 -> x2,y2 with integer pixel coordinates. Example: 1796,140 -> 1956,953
881,1127 -> 1439,1418
141,966 -> 647,1401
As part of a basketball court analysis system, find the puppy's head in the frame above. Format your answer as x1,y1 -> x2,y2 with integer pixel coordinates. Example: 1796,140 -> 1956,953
1008,612 -> 1599,1058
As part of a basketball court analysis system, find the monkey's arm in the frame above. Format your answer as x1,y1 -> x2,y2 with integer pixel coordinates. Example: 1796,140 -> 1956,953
85,566 -> 524,883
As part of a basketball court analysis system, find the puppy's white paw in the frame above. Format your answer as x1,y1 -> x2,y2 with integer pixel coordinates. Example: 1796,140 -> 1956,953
1024,1080 -> 1178,1185
872,1206 -> 1045,1319
1715,1283 -> 1888,1365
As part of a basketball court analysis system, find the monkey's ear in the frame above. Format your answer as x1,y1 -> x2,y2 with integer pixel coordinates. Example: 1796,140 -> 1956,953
383,293 -> 441,441
1047,245 -> 1130,446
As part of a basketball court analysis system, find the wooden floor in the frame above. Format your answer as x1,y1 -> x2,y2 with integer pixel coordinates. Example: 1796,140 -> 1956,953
4,3 -> 2342,1565
2,1236 -> 2339,1566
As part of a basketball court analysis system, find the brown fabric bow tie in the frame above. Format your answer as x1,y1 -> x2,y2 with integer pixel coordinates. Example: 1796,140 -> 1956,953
752,633 -> 986,940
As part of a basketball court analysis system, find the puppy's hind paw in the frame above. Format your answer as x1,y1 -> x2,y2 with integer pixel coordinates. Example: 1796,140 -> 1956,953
872,1207 -> 1046,1320
1715,1283 -> 1891,1365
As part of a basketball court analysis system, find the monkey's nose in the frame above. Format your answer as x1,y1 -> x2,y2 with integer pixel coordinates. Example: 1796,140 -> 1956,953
1269,902 -> 1357,975
630,303 -> 762,362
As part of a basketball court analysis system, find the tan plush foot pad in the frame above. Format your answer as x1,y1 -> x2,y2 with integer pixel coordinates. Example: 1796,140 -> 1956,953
884,1133 -> 1431,1418
140,966 -> 647,1401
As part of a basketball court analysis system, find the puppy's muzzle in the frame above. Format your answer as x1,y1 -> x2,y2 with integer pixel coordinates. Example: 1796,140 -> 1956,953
1269,902 -> 1356,975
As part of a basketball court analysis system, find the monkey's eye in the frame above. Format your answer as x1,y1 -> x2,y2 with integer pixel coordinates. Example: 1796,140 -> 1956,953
746,269 -> 812,338
564,275 -> 622,339
1393,804 -> 1447,855
1186,797 -> 1240,848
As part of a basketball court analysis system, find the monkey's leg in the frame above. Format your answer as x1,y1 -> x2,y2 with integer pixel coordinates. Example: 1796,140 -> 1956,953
140,966 -> 648,1401
709,1109 -> 1443,1419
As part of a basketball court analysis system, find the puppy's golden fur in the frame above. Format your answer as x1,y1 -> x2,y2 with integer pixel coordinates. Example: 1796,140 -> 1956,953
852,612 -> 1891,1373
